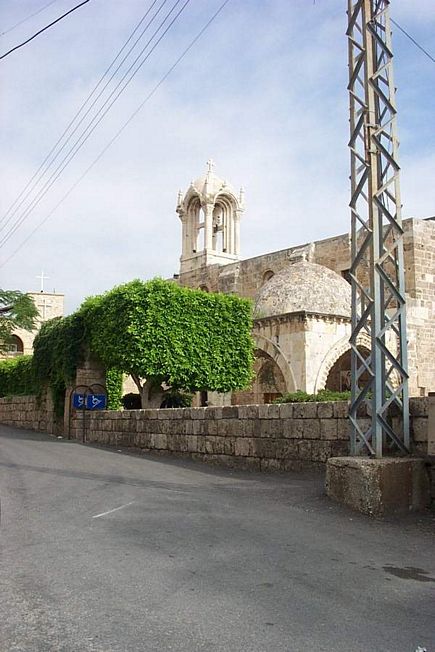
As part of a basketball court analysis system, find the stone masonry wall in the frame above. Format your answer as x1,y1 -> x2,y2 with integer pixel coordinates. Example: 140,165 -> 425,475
0,397 -> 429,470
0,393 -> 60,435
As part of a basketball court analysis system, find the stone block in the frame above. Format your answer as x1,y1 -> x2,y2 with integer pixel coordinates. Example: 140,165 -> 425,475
145,409 -> 158,420
411,417 -> 428,443
293,402 -> 317,419
409,397 -> 428,417
258,419 -> 281,438
282,418 -> 304,439
297,440 -> 312,460
279,403 -> 293,419
224,437 -> 236,455
186,435 -> 198,452
222,406 -> 238,419
191,408 -> 206,420
301,419 -> 320,440
206,406 -> 223,420
326,457 -> 430,516
235,438 -> 254,457
311,441 -> 332,463
151,433 -> 167,450
317,402 -> 333,419
320,419 -> 338,440
238,405 -> 259,419
337,419 -> 351,441
206,420 -> 218,436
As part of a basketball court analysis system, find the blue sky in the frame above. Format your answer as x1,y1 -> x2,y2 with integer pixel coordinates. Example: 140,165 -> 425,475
1,0 -> 434,311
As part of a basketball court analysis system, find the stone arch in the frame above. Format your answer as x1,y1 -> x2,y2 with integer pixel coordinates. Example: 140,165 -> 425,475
314,332 -> 401,393
314,332 -> 371,394
253,333 -> 296,394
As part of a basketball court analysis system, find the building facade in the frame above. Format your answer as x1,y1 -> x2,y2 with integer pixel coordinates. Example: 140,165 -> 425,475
176,164 -> 435,404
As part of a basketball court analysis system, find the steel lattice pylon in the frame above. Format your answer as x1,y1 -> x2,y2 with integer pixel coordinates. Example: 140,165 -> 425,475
347,0 -> 409,457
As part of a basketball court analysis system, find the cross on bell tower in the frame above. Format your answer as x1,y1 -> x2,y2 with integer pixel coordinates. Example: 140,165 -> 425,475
176,161 -> 245,275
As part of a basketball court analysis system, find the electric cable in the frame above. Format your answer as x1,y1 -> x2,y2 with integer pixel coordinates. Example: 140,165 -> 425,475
0,0 -> 91,60
0,0 -> 189,248
0,0 -> 61,36
391,18 -> 435,65
0,0 -> 169,233
0,0 -> 231,269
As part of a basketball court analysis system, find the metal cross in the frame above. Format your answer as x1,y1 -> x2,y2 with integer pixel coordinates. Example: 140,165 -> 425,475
206,158 -> 215,174
36,270 -> 49,293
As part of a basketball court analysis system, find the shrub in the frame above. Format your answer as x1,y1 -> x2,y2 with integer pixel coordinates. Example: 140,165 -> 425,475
274,389 -> 351,404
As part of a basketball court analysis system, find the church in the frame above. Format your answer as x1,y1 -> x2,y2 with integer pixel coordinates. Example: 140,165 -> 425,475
174,161 -> 435,405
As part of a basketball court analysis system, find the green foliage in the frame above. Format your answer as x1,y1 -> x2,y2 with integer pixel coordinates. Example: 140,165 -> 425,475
274,389 -> 351,404
0,290 -> 38,349
0,355 -> 36,397
106,368 -> 123,410
82,278 -> 254,393
32,314 -> 87,415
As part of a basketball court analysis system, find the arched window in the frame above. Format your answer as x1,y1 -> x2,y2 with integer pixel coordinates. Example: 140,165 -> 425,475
262,270 -> 275,284
7,335 -> 24,355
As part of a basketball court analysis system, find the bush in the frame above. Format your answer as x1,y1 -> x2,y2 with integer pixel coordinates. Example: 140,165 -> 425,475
106,368 -> 123,410
0,356 -> 36,397
274,389 -> 351,404
160,390 -> 192,408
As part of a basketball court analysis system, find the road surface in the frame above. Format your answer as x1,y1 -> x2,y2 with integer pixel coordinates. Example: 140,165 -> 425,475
0,425 -> 434,652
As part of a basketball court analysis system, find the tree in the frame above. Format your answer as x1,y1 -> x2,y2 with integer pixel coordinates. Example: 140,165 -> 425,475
81,278 -> 254,407
0,290 -> 38,351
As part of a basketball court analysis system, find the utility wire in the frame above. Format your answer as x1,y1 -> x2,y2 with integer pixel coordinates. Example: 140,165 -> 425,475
0,0 -> 231,269
0,0 -> 91,60
0,0 -> 190,248
0,0 -> 61,36
391,18 -> 435,65
0,0 -> 169,233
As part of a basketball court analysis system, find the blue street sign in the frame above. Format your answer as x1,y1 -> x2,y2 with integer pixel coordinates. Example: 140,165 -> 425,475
73,393 -> 85,409
86,394 -> 107,410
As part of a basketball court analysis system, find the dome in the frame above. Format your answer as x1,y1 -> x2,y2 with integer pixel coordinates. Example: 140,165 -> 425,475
192,171 -> 234,198
253,261 -> 351,319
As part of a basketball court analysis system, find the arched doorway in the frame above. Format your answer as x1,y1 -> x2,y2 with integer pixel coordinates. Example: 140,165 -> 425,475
232,349 -> 287,404
325,347 -> 371,392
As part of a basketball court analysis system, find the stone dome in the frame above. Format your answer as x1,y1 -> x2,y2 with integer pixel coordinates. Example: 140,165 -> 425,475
192,171 -> 234,197
253,261 -> 351,318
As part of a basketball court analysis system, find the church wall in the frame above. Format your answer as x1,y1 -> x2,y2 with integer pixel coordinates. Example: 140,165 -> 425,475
177,216 -> 435,397
404,219 -> 435,396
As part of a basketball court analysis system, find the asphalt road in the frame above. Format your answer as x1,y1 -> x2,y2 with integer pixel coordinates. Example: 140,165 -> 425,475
0,425 -> 434,652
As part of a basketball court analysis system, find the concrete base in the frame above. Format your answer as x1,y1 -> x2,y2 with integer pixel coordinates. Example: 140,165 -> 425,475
325,457 -> 430,516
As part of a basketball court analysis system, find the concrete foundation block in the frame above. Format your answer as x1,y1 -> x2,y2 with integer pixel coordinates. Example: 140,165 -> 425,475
326,457 -> 430,516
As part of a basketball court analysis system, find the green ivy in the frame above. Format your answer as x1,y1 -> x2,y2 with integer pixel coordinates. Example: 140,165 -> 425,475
32,313 -> 87,415
0,356 -> 36,397
106,368 -> 123,410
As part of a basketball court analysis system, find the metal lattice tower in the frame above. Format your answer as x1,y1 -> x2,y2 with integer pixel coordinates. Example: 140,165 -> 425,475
347,0 -> 409,457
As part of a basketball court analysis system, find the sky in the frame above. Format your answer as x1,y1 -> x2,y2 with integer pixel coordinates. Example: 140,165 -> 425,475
1,0 -> 434,313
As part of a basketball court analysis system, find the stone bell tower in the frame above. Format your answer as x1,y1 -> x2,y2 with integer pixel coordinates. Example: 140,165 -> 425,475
176,160 -> 245,274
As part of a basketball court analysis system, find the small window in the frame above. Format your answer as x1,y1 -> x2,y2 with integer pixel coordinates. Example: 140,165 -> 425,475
262,270 -> 274,283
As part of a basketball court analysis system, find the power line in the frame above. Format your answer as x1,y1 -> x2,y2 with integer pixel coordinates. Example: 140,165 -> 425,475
0,0 -> 231,269
392,18 -> 435,65
0,0 -> 91,60
0,0 -> 189,248
0,0 -> 61,37
0,0 -> 170,233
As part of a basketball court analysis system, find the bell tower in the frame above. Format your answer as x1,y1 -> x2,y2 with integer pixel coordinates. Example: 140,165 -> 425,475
176,160 -> 245,274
